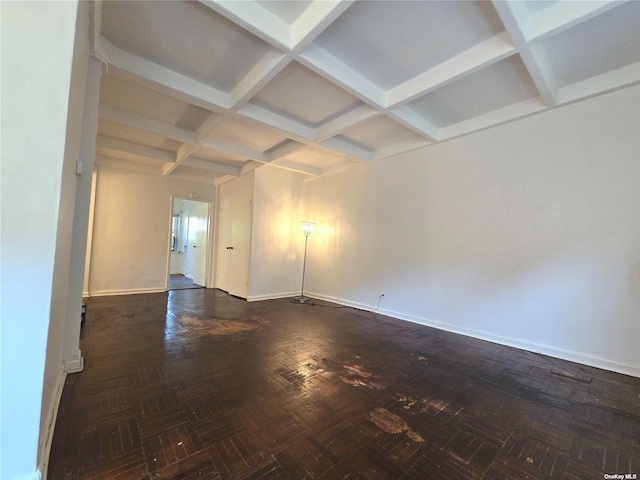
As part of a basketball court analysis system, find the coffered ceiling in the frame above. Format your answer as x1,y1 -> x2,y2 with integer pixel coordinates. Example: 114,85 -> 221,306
93,0 -> 640,184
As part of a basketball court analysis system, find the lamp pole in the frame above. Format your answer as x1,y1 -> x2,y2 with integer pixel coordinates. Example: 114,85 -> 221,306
292,221 -> 315,304
300,232 -> 309,300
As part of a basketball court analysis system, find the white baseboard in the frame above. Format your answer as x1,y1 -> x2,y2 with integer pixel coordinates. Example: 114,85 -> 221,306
89,287 -> 166,297
305,292 -> 376,312
37,366 -> 67,480
82,290 -> 89,297
306,291 -> 640,378
247,291 -> 299,302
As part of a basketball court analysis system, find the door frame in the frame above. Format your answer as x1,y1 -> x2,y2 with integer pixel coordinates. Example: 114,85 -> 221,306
164,196 -> 215,290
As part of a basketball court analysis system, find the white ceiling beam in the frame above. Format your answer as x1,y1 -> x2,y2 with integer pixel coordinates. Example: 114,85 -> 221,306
320,136 -> 371,161
290,1 -> 354,52
238,103 -> 314,140
164,144 -> 195,176
314,105 -> 381,142
198,0 -> 290,50
439,97 -> 546,141
195,113 -> 227,143
89,1 -> 107,61
95,136 -> 176,163
557,61 -> 640,105
102,37 -> 231,112
99,38 -> 374,165
370,139 -> 432,162
201,138 -> 267,163
491,1 -> 558,107
95,156 -> 164,175
299,44 -> 387,108
162,113 -> 228,176
528,1 -> 626,42
266,140 -> 306,162
229,50 -> 291,109
388,106 -> 440,142
386,32 -> 517,108
183,157 -> 241,176
271,158 -> 321,177
98,106 -> 197,144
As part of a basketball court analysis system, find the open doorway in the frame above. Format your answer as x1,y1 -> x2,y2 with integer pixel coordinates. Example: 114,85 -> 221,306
168,198 -> 211,290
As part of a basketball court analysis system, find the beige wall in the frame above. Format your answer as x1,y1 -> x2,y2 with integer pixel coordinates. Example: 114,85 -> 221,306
249,166 -> 308,300
305,85 -> 640,376
1,2 -> 81,479
88,166 -> 216,295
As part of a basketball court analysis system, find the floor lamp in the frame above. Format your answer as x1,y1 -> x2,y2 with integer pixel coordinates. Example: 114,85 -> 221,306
292,221 -> 315,304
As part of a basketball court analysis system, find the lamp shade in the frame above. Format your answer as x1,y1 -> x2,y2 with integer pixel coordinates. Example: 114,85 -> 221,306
300,221 -> 316,237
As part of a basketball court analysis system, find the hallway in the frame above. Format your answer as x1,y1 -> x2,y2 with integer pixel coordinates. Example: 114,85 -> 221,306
168,274 -> 203,291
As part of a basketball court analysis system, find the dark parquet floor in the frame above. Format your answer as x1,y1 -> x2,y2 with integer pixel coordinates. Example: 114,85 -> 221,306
49,289 -> 640,480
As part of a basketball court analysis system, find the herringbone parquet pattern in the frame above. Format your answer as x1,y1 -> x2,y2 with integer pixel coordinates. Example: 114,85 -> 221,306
48,289 -> 640,479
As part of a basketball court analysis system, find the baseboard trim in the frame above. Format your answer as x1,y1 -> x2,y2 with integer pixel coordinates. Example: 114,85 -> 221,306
306,292 -> 640,378
82,290 -> 89,297
89,287 -> 166,297
247,292 -> 299,302
37,366 -> 66,480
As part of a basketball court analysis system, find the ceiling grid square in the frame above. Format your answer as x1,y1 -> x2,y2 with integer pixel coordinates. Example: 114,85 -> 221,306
92,0 -> 639,183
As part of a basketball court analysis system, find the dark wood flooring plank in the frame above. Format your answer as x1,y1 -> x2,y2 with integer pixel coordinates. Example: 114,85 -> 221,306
48,289 -> 640,480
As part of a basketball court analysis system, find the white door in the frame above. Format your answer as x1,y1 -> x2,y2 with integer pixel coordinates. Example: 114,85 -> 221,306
191,202 -> 209,286
217,198 -> 233,293
184,211 -> 194,279
217,193 -> 252,298
181,201 -> 209,286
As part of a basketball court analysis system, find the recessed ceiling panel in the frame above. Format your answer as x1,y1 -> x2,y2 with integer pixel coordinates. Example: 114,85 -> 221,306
312,1 -> 505,90
338,116 -> 423,150
251,62 -> 363,126
284,146 -> 347,168
540,1 -> 640,88
101,1 -> 271,92
256,1 -> 312,24
193,147 -> 248,166
100,75 -> 193,126
95,0 -> 639,179
405,56 -> 540,128
174,105 -> 217,132
521,1 -> 558,17
98,120 -> 180,151
213,120 -> 288,152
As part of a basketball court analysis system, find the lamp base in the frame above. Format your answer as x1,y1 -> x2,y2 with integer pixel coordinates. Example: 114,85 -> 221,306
290,296 -> 312,304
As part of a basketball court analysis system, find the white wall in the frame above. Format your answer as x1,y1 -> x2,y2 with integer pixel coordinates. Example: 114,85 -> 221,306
249,166 -> 308,300
62,55 -> 101,371
1,2 -> 81,479
88,166 -> 216,295
305,85 -> 640,377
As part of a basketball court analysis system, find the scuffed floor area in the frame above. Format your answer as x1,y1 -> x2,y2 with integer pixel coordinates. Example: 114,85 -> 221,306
49,288 -> 640,479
